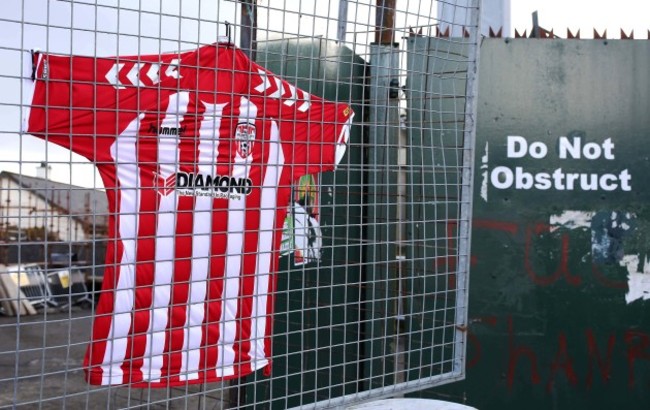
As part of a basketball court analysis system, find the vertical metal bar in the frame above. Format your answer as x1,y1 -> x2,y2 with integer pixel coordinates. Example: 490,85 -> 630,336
367,39 -> 400,390
454,0 -> 482,376
532,10 -> 540,38
337,0 -> 349,43
240,0 -> 258,61
375,0 -> 396,45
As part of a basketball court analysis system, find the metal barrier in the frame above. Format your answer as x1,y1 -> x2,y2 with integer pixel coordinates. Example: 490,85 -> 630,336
5,263 -> 51,308
1,263 -> 92,311
0,1 -> 480,408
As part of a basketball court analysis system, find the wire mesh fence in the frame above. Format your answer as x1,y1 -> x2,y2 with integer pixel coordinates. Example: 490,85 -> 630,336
0,0 -> 480,408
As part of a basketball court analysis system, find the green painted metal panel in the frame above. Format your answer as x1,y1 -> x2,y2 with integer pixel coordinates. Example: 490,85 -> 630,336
247,38 -> 366,409
404,36 -> 471,382
363,44 -> 401,390
419,39 -> 650,409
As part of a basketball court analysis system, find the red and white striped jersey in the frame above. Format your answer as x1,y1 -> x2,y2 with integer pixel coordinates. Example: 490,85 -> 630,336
25,42 -> 353,387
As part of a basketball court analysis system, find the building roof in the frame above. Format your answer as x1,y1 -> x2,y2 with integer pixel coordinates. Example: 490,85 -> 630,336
0,171 -> 108,234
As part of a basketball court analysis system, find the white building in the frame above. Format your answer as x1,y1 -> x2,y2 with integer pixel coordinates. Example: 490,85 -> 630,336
0,170 -> 107,243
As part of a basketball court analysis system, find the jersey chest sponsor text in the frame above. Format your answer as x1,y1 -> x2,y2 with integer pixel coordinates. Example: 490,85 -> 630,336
176,171 -> 252,195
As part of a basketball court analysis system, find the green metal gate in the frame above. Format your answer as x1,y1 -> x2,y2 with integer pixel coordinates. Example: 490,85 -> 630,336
249,37 -> 366,409
423,38 -> 650,410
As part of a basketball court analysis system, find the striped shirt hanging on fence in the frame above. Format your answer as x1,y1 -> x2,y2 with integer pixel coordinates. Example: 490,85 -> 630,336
24,41 -> 353,387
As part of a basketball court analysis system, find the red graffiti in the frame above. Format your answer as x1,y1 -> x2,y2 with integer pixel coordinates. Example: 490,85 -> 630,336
586,328 -> 615,388
469,316 -> 650,391
624,330 -> 650,388
469,218 -> 627,290
435,219 -> 516,272
506,316 -> 541,388
591,264 -> 627,289
547,332 -> 579,391
524,222 -> 582,286
473,219 -> 519,235
466,331 -> 482,369
466,316 -> 498,369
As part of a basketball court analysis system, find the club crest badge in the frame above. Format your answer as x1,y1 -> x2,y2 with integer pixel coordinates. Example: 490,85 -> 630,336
235,122 -> 256,158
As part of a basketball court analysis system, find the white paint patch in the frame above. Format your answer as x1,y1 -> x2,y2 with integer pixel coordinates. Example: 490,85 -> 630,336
621,254 -> 640,274
549,210 -> 595,232
480,142 -> 489,202
622,254 -> 650,304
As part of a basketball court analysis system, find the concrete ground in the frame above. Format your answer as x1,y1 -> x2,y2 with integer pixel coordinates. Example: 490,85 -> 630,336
0,307 -> 231,410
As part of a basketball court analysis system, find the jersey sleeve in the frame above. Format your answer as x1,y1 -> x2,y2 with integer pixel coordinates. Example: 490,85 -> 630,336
277,96 -> 353,180
239,53 -> 354,180
23,50 -> 186,162
25,52 -> 116,161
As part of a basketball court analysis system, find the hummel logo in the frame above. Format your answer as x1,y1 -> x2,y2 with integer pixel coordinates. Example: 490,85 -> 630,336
148,124 -> 186,136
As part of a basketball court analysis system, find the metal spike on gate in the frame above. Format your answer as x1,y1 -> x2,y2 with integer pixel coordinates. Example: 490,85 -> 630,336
489,26 -> 502,38
594,29 -> 607,39
567,28 -> 580,39
515,28 -> 527,38
621,29 -> 634,39
408,27 -> 423,37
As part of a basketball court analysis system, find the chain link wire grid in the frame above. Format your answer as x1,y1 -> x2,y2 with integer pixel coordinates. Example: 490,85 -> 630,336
0,0 -> 480,408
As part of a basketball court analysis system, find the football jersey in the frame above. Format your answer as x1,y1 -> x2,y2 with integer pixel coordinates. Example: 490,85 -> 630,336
24,41 -> 353,387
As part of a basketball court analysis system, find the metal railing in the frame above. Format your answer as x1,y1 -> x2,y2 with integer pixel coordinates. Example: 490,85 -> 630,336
0,1 -> 480,408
